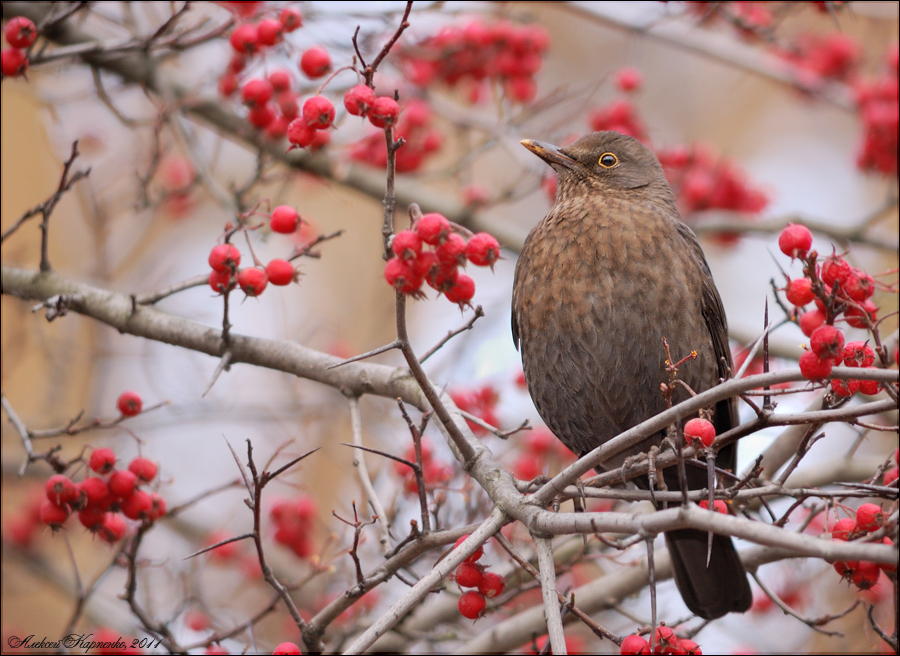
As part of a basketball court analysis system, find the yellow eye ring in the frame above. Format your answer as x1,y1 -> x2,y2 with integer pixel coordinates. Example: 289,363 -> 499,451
598,152 -> 618,168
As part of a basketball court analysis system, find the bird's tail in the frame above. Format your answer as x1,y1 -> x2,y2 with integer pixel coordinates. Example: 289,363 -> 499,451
665,529 -> 752,620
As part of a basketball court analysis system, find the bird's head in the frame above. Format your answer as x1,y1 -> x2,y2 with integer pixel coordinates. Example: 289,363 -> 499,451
522,131 -> 675,205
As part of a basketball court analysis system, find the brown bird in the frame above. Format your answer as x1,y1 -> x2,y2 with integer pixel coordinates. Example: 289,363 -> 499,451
512,131 -> 752,620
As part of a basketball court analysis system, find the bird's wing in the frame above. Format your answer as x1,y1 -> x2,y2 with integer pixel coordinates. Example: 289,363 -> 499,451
675,221 -> 739,468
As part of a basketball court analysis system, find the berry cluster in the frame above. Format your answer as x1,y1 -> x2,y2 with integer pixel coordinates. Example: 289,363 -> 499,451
219,8 -> 333,144
397,19 -> 549,104
852,44 -> 898,175
453,535 -> 505,620
393,440 -> 453,496
1,16 -> 36,79
620,626 -> 701,655
830,502 -> 894,591
270,495 -> 317,559
776,224 -> 885,387
349,98 -> 443,172
777,32 -> 861,85
42,395 -> 164,542
656,143 -> 769,218
684,1 -> 773,43
449,384 -> 499,436
208,207 -> 302,298
383,213 -> 501,307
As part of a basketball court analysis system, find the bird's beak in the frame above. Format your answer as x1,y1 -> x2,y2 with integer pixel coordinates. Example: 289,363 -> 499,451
521,139 -> 578,170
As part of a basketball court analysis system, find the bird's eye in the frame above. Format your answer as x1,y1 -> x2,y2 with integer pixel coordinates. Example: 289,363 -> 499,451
598,152 -> 618,168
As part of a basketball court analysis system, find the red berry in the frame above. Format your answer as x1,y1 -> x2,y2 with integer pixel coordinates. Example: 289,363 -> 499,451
270,205 -> 300,233
620,634 -> 651,655
513,452 -> 542,480
273,642 -> 302,655
209,244 -> 241,273
247,103 -> 277,129
238,268 -> 268,296
855,503 -> 883,532
391,230 -> 422,261
799,350 -> 832,380
277,90 -> 300,118
830,378 -> 859,397
885,467 -> 899,486
209,270 -> 234,294
462,184 -> 490,207
148,492 -> 167,521
699,499 -> 727,514
832,517 -> 857,540
89,448 -> 117,474
79,477 -> 111,510
654,626 -> 678,652
525,428 -> 555,454
416,212 -> 451,245
844,299 -> 877,329
98,512 -> 127,543
279,7 -> 303,32
457,590 -> 487,620
414,252 -> 442,283
1,48 -> 28,77
77,506 -> 106,532
229,23 -> 259,55
40,501 -> 70,530
453,534 -> 484,563
368,96 -> 400,128
465,233 -> 501,268
445,273 -> 475,306
268,69 -> 292,93
455,561 -> 485,588
615,67 -> 643,93
778,223 -> 813,258
241,78 -> 273,107
841,341 -> 875,367
857,369 -> 881,396
128,457 -> 158,483
302,95 -> 335,129
299,46 -> 331,78
798,308 -> 826,337
785,278 -> 815,306
505,76 -> 538,104
218,73 -> 239,97
850,560 -> 881,590
810,325 -> 845,361
46,474 -> 78,505
477,572 -> 506,598
383,258 -> 422,295
287,118 -> 316,148
684,417 -> 716,447
436,233 -> 467,266
265,259 -> 296,286
121,489 -> 152,520
108,469 -> 138,499
344,84 -> 376,117
5,17 -> 37,49
821,255 -> 852,288
117,390 -> 143,417
842,268 -> 876,302
680,639 -> 702,655
256,18 -> 283,46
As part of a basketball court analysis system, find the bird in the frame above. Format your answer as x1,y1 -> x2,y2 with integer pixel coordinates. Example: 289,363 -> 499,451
511,130 -> 752,620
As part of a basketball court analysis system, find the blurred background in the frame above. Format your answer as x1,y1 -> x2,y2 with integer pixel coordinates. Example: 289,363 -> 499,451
2,2 -> 897,653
